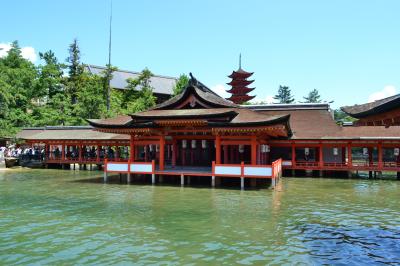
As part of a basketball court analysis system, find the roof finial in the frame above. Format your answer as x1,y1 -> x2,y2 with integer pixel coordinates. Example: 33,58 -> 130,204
239,53 -> 242,69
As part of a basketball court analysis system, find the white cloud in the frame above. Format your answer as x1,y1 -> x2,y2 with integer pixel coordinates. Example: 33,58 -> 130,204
0,43 -> 11,57
249,95 -> 276,104
21,46 -> 37,63
368,85 -> 397,102
0,42 -> 37,63
211,84 -> 229,98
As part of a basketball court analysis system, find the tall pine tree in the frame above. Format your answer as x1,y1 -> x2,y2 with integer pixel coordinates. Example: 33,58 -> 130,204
274,85 -> 295,103
303,89 -> 321,103
66,39 -> 83,104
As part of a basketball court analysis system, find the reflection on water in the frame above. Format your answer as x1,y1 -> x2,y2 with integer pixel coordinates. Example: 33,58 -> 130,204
0,169 -> 399,265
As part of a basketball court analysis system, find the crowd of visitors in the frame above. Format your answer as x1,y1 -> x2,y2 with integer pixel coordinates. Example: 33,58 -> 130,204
0,146 -> 45,161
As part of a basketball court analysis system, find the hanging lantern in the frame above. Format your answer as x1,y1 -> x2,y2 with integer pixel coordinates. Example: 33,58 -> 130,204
191,140 -> 196,149
260,145 -> 266,153
394,148 -> 399,156
333,147 -> 339,156
156,145 -> 159,152
149,145 -> 153,152
363,147 -> 368,156
202,140 -> 207,149
305,148 -> 310,156
239,145 -> 244,153
182,140 -> 187,149
265,145 -> 270,153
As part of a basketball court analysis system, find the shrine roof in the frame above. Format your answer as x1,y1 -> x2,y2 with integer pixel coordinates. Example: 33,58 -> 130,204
246,104 -> 341,139
16,126 -> 129,141
85,65 -> 176,96
322,126 -> 400,140
341,94 -> 400,118
132,108 -> 237,120
153,75 -> 238,110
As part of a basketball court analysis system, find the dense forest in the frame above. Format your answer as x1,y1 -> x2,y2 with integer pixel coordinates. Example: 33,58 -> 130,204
0,40 -> 353,139
0,40 -> 159,138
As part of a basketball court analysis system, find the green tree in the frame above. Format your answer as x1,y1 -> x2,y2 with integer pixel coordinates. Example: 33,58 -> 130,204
75,73 -> 107,121
173,74 -> 189,95
36,50 -> 65,99
274,85 -> 295,104
0,41 -> 37,136
66,39 -> 83,104
123,68 -> 156,114
334,109 -> 357,125
303,89 -> 321,103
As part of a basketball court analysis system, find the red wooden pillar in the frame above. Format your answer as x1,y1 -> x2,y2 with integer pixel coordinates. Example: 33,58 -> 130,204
61,143 -> 65,161
45,143 -> 49,160
79,143 -> 82,162
368,147 -> 373,166
378,143 -> 383,168
97,145 -> 100,162
319,144 -> 324,168
341,146 -> 346,164
215,135 -> 221,164
130,135 -> 135,161
172,139 -> 177,168
251,135 -> 257,165
291,143 -> 296,166
347,143 -> 352,167
159,135 -> 165,170
223,145 -> 228,164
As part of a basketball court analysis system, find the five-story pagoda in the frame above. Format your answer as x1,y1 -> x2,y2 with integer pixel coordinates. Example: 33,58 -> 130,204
226,54 -> 255,104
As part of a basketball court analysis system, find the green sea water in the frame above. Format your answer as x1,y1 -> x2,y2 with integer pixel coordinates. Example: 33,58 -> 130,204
0,169 -> 399,265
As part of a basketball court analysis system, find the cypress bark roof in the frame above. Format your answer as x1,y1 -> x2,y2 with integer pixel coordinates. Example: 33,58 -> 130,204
341,94 -> 400,118
17,126 -> 129,141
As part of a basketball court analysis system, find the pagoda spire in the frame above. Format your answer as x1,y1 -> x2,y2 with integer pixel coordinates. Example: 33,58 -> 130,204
226,54 -> 255,104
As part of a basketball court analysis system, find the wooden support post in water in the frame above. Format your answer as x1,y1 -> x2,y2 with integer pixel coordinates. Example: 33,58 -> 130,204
180,174 -> 184,186
127,173 -> 131,184
103,171 -> 108,183
151,174 -> 155,184
240,177 -> 245,190
211,176 -> 215,187
187,176 -> 191,185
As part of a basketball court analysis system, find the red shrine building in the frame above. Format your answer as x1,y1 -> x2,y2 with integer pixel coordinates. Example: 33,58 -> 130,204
17,73 -> 400,187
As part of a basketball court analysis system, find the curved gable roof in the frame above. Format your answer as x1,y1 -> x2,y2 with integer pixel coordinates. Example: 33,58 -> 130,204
341,94 -> 400,118
151,74 -> 238,110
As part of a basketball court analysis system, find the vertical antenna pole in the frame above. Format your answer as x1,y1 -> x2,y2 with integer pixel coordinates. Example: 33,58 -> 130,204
106,0 -> 113,112
239,53 -> 241,69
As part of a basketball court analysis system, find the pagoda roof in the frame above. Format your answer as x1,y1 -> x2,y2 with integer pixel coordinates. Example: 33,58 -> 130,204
341,94 -> 400,118
228,68 -> 253,78
227,79 -> 254,86
226,87 -> 255,94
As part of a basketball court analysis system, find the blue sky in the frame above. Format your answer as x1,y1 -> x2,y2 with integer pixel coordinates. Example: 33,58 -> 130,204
1,0 -> 400,108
